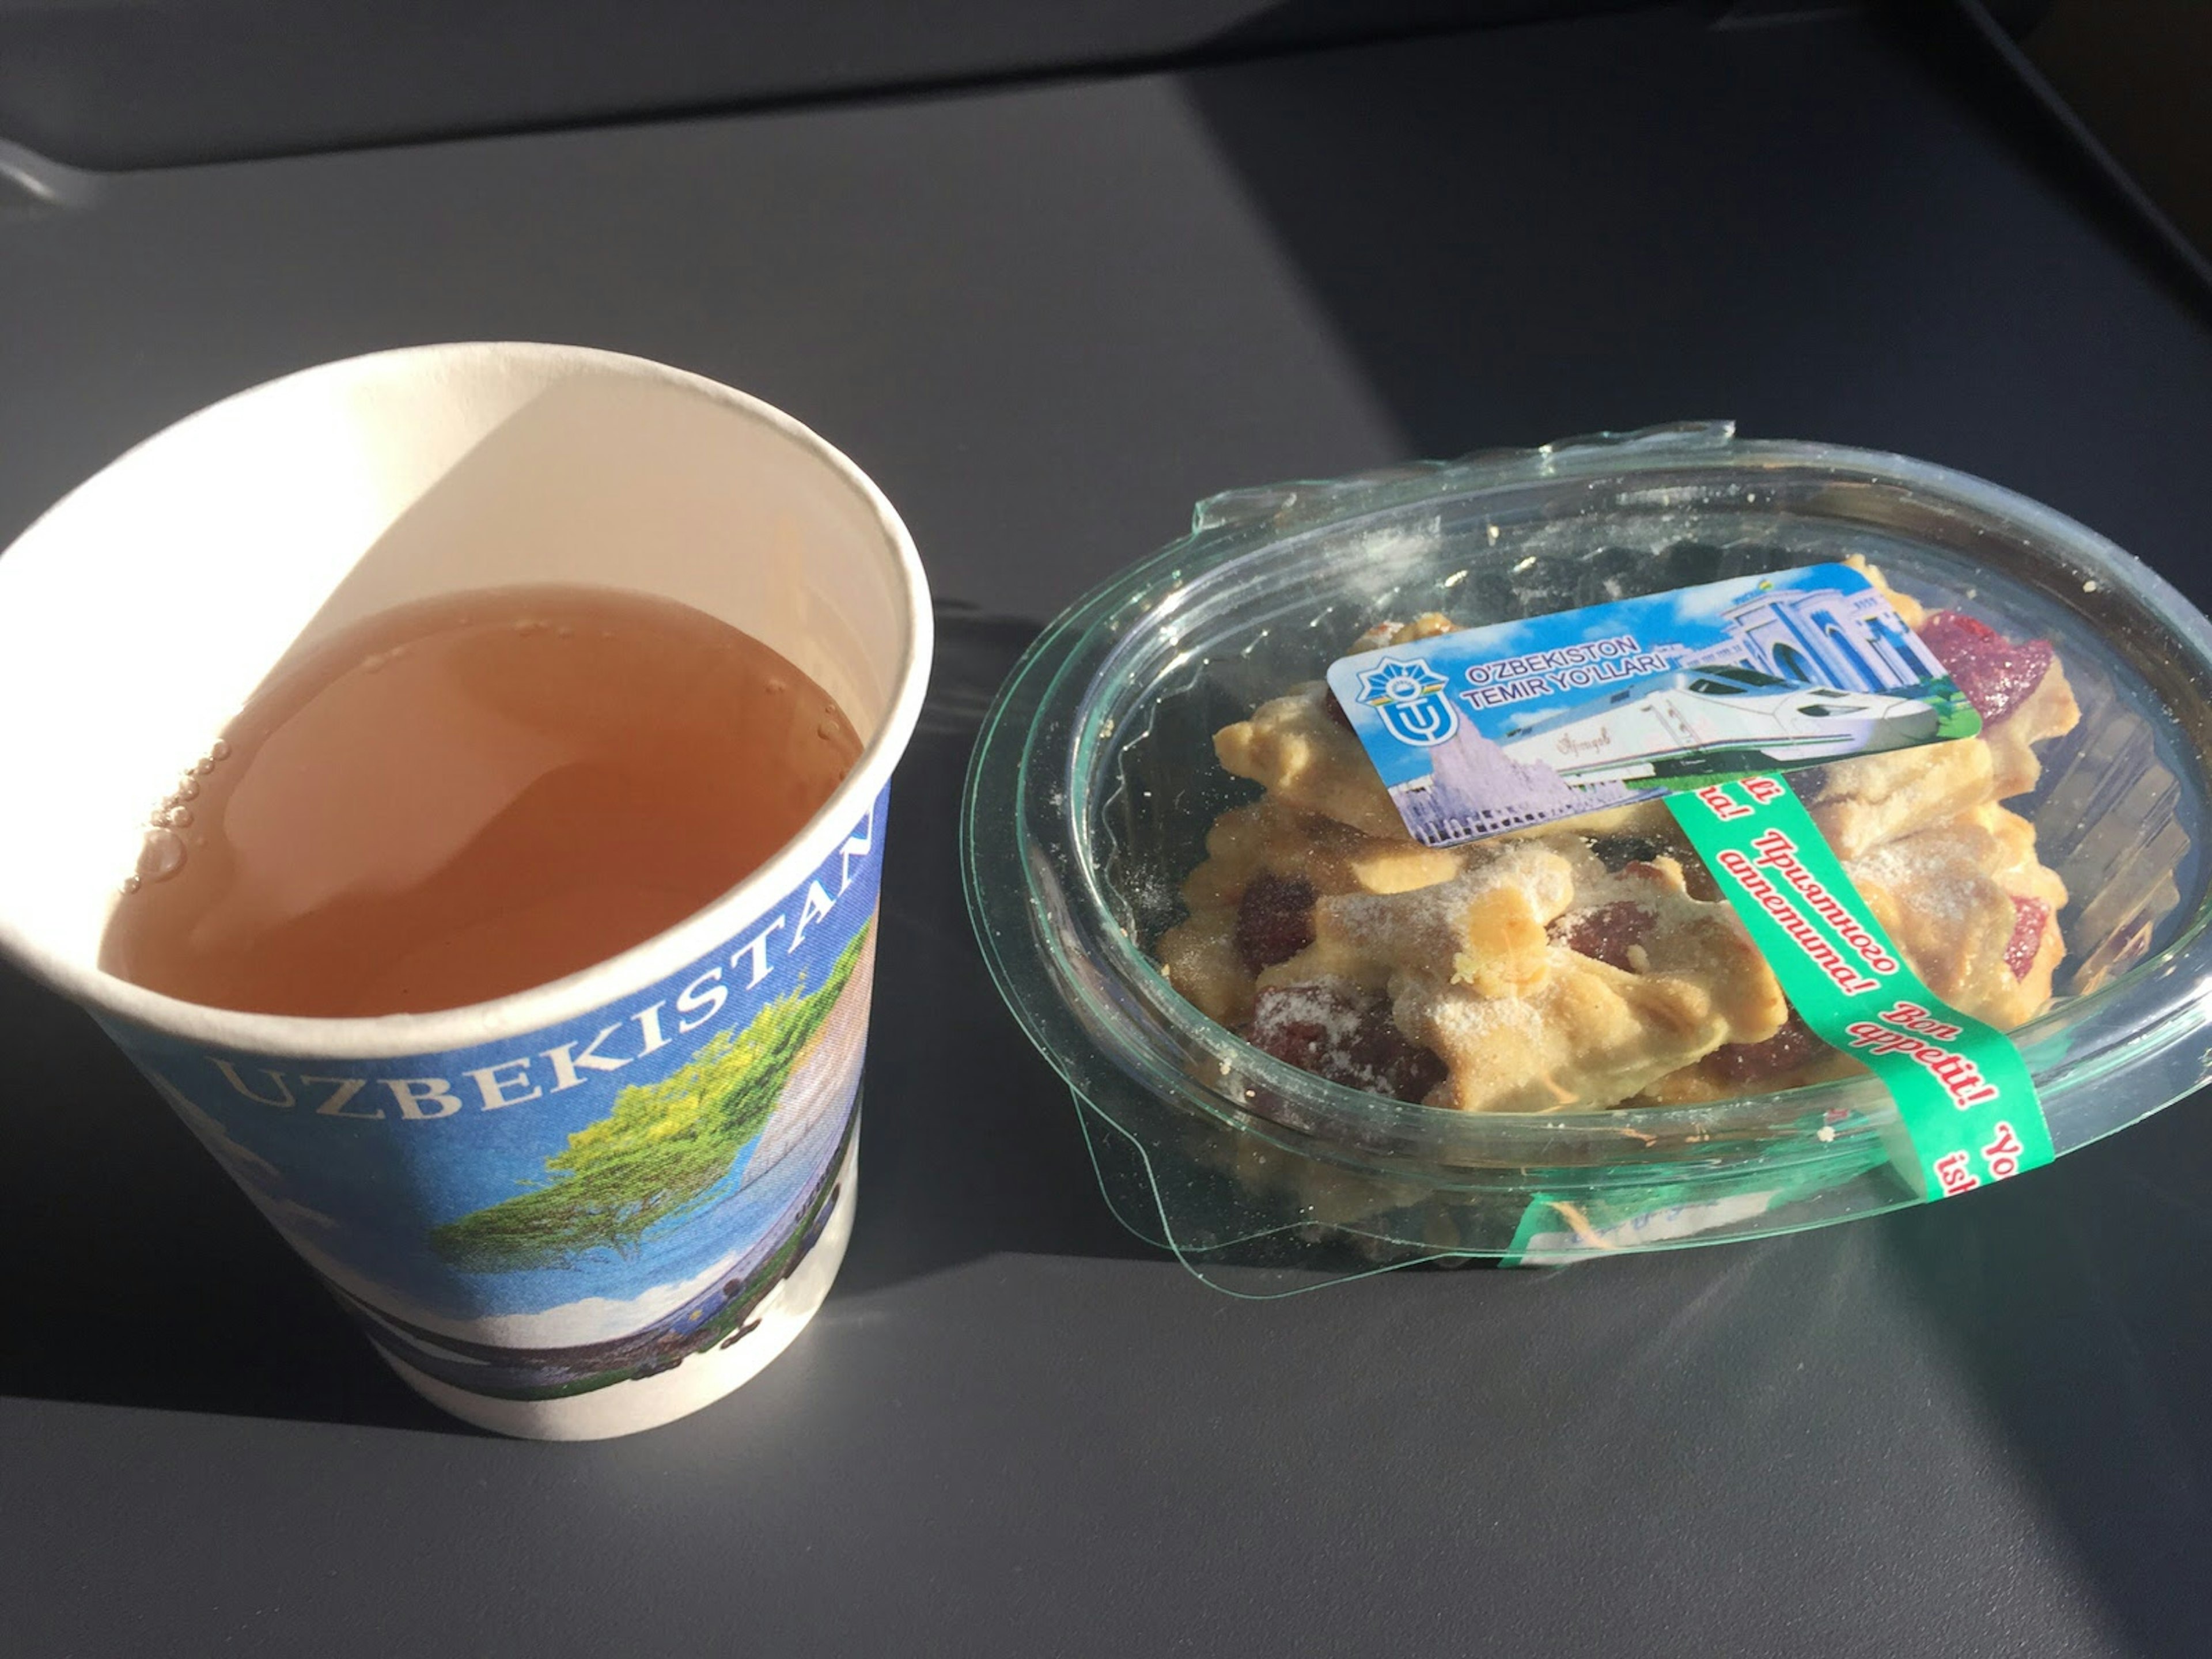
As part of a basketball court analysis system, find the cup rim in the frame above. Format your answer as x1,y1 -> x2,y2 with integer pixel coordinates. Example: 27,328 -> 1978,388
0,341 -> 934,1060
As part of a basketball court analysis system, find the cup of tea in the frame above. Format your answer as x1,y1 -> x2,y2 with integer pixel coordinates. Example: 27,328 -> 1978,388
0,343 -> 932,1438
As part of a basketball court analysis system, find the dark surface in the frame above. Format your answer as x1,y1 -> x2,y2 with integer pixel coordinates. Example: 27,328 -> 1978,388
5,5 -> 2212,1654
0,0 -> 1647,169
2018,0 -> 2212,258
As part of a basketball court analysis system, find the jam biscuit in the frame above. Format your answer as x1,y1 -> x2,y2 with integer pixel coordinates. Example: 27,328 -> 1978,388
1161,571 -> 2078,1112
1847,803 -> 2067,1031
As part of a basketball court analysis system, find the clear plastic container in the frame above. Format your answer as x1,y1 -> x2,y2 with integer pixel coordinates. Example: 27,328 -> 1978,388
962,423 -> 2212,1289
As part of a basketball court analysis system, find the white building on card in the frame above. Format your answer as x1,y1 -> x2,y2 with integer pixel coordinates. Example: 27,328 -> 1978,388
1683,583 -> 1943,692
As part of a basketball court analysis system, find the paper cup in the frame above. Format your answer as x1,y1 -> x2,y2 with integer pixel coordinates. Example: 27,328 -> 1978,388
0,343 -> 931,1438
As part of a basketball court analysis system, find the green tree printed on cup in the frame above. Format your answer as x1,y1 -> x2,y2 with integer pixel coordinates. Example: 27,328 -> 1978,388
430,926 -> 869,1272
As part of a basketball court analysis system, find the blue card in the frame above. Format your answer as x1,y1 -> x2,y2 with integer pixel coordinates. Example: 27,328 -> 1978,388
1325,563 -> 1978,848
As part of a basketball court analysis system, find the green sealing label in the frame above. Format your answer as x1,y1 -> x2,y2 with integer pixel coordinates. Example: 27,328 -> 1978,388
1665,774 -> 2052,1203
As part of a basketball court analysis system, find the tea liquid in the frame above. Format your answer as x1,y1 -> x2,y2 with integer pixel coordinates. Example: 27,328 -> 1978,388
100,585 -> 862,1017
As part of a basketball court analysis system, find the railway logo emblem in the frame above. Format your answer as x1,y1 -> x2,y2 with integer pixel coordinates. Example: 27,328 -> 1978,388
1357,657 -> 1458,747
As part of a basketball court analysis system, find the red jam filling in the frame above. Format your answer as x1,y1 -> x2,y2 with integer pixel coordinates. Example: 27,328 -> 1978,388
1549,901 -> 1656,972
2006,895 -> 2051,979
1709,1012 -> 1828,1084
1587,833 -> 1662,870
1235,872 -> 1317,972
1919,610 -> 2055,726
1245,983 -> 1448,1104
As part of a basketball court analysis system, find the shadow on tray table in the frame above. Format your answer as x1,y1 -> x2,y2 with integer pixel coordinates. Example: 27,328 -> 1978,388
1180,14 -> 2212,1652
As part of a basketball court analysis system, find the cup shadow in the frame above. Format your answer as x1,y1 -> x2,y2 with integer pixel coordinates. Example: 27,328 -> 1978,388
0,967 -> 471,1430
830,603 -> 1168,1297
0,603 -> 1156,1427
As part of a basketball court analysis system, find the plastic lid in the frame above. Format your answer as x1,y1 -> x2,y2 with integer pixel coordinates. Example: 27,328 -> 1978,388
963,423 -> 2212,1289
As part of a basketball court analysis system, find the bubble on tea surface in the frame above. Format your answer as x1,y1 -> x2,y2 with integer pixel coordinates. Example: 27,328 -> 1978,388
136,828 -> 187,884
161,805 -> 194,830
173,776 -> 199,802
766,677 -> 789,695
210,739 -> 230,762
121,874 -> 142,896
